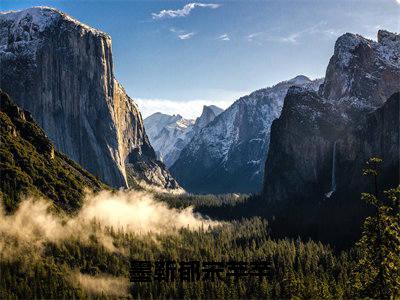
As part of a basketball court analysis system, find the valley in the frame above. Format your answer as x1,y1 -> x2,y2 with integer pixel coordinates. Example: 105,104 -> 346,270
0,4 -> 399,299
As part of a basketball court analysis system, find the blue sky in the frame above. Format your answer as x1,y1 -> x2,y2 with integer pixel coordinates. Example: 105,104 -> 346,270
1,0 -> 399,118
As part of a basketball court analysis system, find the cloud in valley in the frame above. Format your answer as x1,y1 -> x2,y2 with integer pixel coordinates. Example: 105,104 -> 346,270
0,190 -> 219,260
152,3 -> 221,20
73,272 -> 130,297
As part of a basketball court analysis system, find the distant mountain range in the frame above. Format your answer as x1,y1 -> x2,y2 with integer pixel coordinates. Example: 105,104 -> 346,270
0,7 -> 178,189
144,105 -> 223,167
0,6 -> 397,215
170,75 -> 323,193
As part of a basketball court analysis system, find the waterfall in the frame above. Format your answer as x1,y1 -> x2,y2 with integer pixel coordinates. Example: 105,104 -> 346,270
331,141 -> 337,192
325,141 -> 337,198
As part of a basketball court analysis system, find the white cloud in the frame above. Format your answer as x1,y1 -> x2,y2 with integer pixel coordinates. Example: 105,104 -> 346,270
135,98 -> 233,119
152,3 -> 221,20
396,0 -> 400,4
178,32 -> 195,40
279,32 -> 301,44
247,32 -> 262,42
217,33 -> 230,41
169,28 -> 196,40
256,23 -> 341,45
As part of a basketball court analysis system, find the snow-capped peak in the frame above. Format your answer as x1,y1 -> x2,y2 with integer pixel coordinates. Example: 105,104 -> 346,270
334,30 -> 400,69
287,75 -> 311,85
144,105 -> 223,168
194,105 -> 223,129
0,6 -> 108,37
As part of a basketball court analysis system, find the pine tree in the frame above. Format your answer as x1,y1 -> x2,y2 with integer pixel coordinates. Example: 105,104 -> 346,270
353,157 -> 400,299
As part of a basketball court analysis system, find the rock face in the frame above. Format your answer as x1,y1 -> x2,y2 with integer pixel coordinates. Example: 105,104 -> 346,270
263,30 -> 400,204
144,105 -> 223,167
262,31 -> 399,246
0,7 -> 178,189
0,90 -> 106,212
171,76 -> 323,194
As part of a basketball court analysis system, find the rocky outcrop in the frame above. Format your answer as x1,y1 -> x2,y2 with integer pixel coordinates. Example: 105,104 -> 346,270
0,7 -> 178,189
322,30 -> 400,111
0,90 -> 105,212
144,105 -> 223,167
171,76 -> 323,194
194,105 -> 223,129
337,92 -> 399,195
263,30 -> 400,204
260,31 -> 399,246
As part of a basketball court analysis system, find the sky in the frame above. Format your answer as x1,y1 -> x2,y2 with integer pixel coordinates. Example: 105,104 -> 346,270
1,0 -> 399,118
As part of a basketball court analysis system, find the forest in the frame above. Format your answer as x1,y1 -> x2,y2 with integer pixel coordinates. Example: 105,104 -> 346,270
0,162 -> 399,299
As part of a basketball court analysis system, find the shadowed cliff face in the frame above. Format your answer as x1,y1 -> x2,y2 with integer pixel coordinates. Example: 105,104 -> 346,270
0,90 -> 106,212
261,32 -> 399,246
263,30 -> 400,205
171,76 -> 323,194
0,7 -> 178,189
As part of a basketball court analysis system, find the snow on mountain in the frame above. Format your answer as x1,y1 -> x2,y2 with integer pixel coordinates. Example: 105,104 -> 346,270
262,31 -> 400,242
144,105 -> 223,167
170,76 -> 324,194
323,30 -> 400,114
0,7 -> 179,189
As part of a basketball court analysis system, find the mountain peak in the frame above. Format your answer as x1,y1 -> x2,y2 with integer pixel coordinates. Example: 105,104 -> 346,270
195,104 -> 223,129
0,6 -> 108,38
288,75 -> 311,85
377,30 -> 400,44
202,104 -> 223,115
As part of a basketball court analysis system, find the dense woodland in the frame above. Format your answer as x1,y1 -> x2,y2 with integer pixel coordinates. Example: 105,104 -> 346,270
0,179 -> 399,299
0,92 -> 399,298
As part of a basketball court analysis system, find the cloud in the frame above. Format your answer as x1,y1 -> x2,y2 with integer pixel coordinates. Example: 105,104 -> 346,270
396,0 -> 400,4
250,23 -> 341,45
0,190 -> 220,260
169,28 -> 196,40
279,32 -> 301,44
217,33 -> 230,41
178,32 -> 195,40
136,98 -> 233,119
152,3 -> 221,20
73,272 -> 130,298
247,32 -> 262,42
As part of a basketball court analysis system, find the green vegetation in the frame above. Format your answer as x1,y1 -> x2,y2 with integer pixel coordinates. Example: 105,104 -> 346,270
353,158 -> 400,298
0,90 -> 106,212
0,92 -> 398,298
0,218 -> 355,299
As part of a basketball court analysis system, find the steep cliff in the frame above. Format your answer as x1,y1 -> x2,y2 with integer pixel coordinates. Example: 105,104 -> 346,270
171,76 -> 323,194
0,90 -> 105,212
262,31 -> 400,245
0,7 -> 178,189
264,30 -> 400,204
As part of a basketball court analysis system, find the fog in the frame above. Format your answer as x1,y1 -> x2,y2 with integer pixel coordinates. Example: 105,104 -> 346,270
0,189 -> 219,294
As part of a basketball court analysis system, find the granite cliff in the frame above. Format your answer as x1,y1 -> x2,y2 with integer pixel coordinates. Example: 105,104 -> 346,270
0,7 -> 178,189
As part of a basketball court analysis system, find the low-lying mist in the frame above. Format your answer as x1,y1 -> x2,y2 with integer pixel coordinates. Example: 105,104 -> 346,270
0,189 -> 220,295
0,189 -> 219,256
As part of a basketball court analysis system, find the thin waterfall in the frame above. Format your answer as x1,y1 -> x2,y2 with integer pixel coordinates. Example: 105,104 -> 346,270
331,141 -> 337,192
325,141 -> 337,198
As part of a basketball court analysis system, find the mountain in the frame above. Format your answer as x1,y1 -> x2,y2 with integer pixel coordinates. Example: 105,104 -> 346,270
262,30 -> 400,245
0,7 -> 178,189
0,90 -> 106,212
144,105 -> 223,167
170,76 -> 323,194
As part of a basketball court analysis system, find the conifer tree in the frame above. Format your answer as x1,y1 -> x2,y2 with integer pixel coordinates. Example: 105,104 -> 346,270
353,157 -> 400,299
